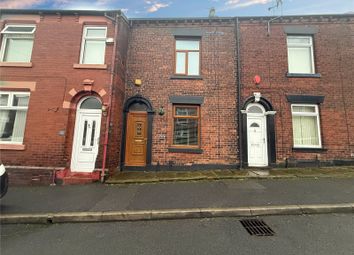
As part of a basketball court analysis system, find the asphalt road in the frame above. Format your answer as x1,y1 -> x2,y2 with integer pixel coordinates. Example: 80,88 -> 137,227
1,214 -> 354,255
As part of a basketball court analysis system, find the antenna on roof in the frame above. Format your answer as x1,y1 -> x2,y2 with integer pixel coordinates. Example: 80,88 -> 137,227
267,0 -> 283,36
209,7 -> 216,18
268,0 -> 283,15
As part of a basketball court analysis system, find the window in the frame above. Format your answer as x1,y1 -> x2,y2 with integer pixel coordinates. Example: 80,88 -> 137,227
0,92 -> 30,144
291,104 -> 321,148
0,25 -> 36,62
175,39 -> 200,76
173,105 -> 200,147
287,35 -> 314,74
80,26 -> 107,64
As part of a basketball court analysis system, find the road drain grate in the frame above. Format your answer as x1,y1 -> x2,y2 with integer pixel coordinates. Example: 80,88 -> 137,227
240,219 -> 275,236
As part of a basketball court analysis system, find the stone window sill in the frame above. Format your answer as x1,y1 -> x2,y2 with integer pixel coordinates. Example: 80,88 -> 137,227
73,64 -> 107,69
170,75 -> 203,80
0,62 -> 32,68
168,147 -> 203,154
286,73 -> 321,78
0,144 -> 26,150
292,147 -> 327,152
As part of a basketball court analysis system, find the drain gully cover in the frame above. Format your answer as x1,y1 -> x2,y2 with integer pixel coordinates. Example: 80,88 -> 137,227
240,219 -> 275,236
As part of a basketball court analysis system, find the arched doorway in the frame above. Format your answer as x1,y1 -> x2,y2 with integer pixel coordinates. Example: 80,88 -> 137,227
70,96 -> 102,172
241,95 -> 276,167
246,103 -> 268,167
122,96 -> 154,168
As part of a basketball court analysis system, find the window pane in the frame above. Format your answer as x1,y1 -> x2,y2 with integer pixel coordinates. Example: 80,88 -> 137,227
188,52 -> 199,75
248,105 -> 263,113
86,28 -> 106,37
288,47 -> 313,74
287,37 -> 311,44
176,52 -> 186,74
173,118 -> 198,145
292,115 -> 319,146
0,109 -> 27,143
292,106 -> 316,113
175,107 -> 198,116
0,94 -> 9,106
176,40 -> 199,50
4,26 -> 35,33
80,97 -> 101,109
13,95 -> 29,107
82,40 -> 105,64
4,38 -> 33,62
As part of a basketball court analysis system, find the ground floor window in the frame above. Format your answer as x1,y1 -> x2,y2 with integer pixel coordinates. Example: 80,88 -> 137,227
173,105 -> 200,147
291,104 -> 321,148
0,92 -> 30,144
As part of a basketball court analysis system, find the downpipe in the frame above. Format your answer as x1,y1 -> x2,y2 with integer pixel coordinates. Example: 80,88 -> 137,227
101,12 -> 120,183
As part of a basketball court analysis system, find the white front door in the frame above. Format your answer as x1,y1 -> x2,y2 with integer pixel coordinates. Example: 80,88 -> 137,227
247,116 -> 268,167
71,110 -> 102,172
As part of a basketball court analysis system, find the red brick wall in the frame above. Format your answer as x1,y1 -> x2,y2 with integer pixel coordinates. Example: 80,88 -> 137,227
239,16 -> 354,164
0,13 -> 126,173
126,20 -> 239,167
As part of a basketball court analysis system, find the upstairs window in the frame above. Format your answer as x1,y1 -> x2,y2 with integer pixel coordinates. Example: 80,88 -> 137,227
175,39 -> 200,76
287,35 -> 315,74
80,26 -> 107,64
0,92 -> 30,144
0,25 -> 36,62
173,105 -> 200,147
291,104 -> 321,148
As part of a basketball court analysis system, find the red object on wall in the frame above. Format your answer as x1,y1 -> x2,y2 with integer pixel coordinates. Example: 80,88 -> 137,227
253,75 -> 261,85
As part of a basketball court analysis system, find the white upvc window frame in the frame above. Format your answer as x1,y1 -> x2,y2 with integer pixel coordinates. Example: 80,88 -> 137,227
0,24 -> 36,62
291,104 -> 322,149
0,91 -> 30,144
79,26 -> 107,64
287,35 -> 315,74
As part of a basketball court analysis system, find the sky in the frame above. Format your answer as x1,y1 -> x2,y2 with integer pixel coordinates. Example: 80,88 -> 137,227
0,0 -> 353,18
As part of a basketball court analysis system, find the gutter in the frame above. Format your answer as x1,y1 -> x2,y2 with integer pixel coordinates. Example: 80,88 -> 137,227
101,12 -> 120,183
235,17 -> 243,169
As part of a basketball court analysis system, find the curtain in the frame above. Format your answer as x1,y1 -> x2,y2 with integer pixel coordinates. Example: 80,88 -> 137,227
12,110 -> 27,142
292,116 -> 319,146
0,110 -> 9,139
83,40 -> 105,64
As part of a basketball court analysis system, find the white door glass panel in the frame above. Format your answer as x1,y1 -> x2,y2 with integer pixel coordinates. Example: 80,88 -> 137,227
288,47 -> 313,74
176,40 -> 199,50
82,40 -> 105,64
176,52 -> 186,74
188,52 -> 199,75
4,38 -> 33,62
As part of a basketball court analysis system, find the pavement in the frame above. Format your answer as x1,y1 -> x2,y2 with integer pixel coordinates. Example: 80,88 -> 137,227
1,166 -> 354,224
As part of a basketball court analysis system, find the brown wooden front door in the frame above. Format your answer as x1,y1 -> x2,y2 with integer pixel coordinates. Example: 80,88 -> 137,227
125,112 -> 148,166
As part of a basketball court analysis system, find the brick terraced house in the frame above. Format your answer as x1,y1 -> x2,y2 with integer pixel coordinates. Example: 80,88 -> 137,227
0,9 -> 353,185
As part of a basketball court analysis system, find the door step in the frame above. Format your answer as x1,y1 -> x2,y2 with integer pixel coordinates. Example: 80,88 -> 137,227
55,168 -> 100,185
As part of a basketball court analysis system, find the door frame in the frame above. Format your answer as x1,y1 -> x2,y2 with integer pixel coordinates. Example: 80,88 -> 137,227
121,95 -> 154,169
246,104 -> 268,167
70,96 -> 102,172
241,95 -> 276,167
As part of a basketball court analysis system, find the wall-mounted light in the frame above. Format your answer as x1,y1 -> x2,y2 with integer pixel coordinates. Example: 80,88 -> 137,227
102,104 -> 108,116
158,106 -> 165,116
134,79 -> 142,86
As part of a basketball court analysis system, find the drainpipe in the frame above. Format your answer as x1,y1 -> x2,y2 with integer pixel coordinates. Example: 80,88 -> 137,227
101,11 -> 120,183
235,17 -> 243,169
